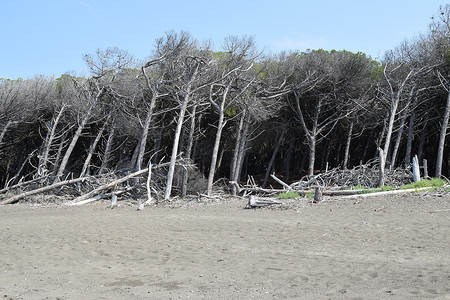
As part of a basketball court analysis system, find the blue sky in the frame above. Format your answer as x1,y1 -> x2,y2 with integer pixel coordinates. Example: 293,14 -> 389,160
0,0 -> 446,79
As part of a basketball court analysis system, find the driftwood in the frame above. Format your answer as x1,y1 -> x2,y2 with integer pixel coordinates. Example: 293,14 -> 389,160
340,186 -> 434,199
0,176 -> 90,205
67,162 -> 172,206
313,187 -> 322,203
0,177 -> 44,195
246,195 -> 281,208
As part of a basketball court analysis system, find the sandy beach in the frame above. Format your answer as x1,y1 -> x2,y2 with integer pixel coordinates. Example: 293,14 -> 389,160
1,193 -> 449,299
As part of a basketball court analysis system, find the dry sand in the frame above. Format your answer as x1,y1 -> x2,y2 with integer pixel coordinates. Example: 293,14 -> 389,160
0,193 -> 449,299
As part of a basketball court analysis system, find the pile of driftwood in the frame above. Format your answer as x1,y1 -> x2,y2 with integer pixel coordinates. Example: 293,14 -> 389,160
231,161 -> 440,208
0,160 -> 202,207
0,158 -> 444,209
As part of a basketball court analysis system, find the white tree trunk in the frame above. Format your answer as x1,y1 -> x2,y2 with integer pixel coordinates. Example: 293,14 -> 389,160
207,109 -> 225,196
181,104 -> 197,197
80,120 -> 108,178
165,66 -> 199,200
55,105 -> 93,180
38,105 -> 66,177
435,91 -> 450,177
342,122 -> 353,170
99,120 -> 115,174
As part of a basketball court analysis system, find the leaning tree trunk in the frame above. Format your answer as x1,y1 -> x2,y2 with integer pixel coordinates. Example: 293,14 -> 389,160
37,105 -> 66,177
206,108 -> 226,196
55,105 -> 94,181
382,97 -> 400,170
80,119 -> 108,178
99,120 -> 115,174
262,129 -> 285,188
165,65 -> 199,200
435,91 -> 450,178
0,120 -> 13,144
135,94 -> 157,172
404,112 -> 415,168
230,111 -> 245,189
181,104 -> 197,197
391,87 -> 416,170
284,137 -> 294,183
231,114 -> 250,194
417,115 -> 428,161
342,122 -> 353,170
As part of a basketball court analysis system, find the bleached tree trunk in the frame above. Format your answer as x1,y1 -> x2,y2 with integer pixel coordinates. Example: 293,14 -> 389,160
342,122 -> 353,169
55,105 -> 94,180
79,119 -> 108,178
55,86 -> 104,180
38,105 -> 66,177
99,120 -> 115,174
181,104 -> 197,197
53,130 -> 68,175
135,93 -> 158,172
206,103 -> 226,196
165,65 -> 199,200
378,147 -> 385,187
380,67 -> 419,171
0,120 -> 13,144
231,113 -> 250,195
207,76 -> 254,196
230,111 -> 245,191
390,86 -> 416,170
435,91 -> 450,177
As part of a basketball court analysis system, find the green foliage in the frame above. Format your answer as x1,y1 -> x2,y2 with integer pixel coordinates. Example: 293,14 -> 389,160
225,106 -> 238,117
277,191 -> 300,199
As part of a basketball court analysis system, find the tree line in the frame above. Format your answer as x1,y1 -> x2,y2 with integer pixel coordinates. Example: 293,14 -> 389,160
0,5 -> 449,199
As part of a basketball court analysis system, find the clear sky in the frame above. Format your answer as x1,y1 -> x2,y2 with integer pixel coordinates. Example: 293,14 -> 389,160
0,0 -> 446,79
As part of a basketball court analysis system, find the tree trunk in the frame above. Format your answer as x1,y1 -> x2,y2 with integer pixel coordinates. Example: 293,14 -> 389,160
55,105 -> 93,180
307,137 -> 317,176
435,91 -> 450,177
262,129 -> 285,188
38,105 -> 66,177
207,109 -> 226,196
284,137 -> 294,182
135,94 -> 157,171
417,116 -> 428,161
165,65 -> 199,200
374,119 -> 387,160
382,97 -> 399,170
181,104 -> 197,197
342,122 -> 353,170
232,114 -> 250,193
99,120 -> 115,174
378,147 -> 385,187
404,112 -> 415,168
230,111 -> 245,189
80,119 -> 108,178
0,120 -> 13,144
53,130 -> 68,175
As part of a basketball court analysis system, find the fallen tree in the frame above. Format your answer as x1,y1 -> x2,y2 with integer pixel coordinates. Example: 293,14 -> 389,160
0,176 -> 90,205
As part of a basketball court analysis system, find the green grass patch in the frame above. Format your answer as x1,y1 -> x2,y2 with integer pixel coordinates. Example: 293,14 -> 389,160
277,191 -> 300,199
400,178 -> 446,190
